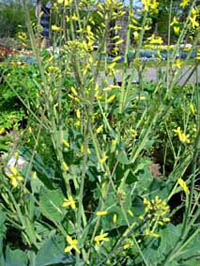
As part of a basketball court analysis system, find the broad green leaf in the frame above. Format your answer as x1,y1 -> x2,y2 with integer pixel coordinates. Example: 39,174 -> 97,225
101,184 -> 135,230
19,147 -> 54,189
35,234 -> 75,266
5,247 -> 28,266
39,188 -> 65,223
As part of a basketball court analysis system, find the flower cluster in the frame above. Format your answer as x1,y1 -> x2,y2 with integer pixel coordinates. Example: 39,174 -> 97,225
143,196 -> 170,221
142,0 -> 159,14
7,166 -> 23,188
173,127 -> 190,144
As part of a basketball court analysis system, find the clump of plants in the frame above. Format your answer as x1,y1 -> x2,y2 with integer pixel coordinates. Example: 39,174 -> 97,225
0,0 -> 200,265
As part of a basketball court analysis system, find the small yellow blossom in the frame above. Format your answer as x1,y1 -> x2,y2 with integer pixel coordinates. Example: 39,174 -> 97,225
70,86 -> 78,96
62,162 -> 69,171
0,127 -> 6,134
174,59 -> 182,69
96,125 -> 103,134
94,232 -> 109,246
128,210 -> 134,217
123,239 -> 133,249
107,95 -> 116,103
63,139 -> 70,148
115,39 -> 124,46
173,127 -> 190,144
32,171 -> 37,179
72,13 -> 78,21
103,85 -> 120,91
178,178 -> 189,195
63,195 -> 76,210
80,144 -> 91,154
64,0 -> 72,6
112,56 -> 121,62
100,154 -> 108,164
147,34 -> 163,45
48,66 -> 60,73
76,109 -> 81,119
189,14 -> 199,29
133,31 -> 139,42
173,26 -> 180,35
96,210 -> 108,216
142,0 -> 159,13
189,103 -> 195,115
7,166 -> 23,188
113,214 -> 117,223
65,235 -> 80,254
14,152 -> 19,160
143,196 -> 170,218
180,0 -> 190,8
66,15 -> 70,22
52,25 -> 61,31
170,16 -> 179,26
145,229 -> 160,238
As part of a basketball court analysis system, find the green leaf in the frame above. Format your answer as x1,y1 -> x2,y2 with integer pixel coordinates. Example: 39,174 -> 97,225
159,223 -> 182,255
101,184 -> 135,230
39,188 -> 65,223
35,234 -> 75,266
19,147 -> 54,189
5,247 -> 28,266
117,150 -> 130,165
0,209 -> 6,264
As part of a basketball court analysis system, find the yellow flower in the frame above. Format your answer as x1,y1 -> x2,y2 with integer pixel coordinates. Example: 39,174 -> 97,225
123,239 -> 133,249
142,0 -> 159,13
64,0 -> 72,5
48,66 -> 60,73
113,214 -> 117,223
147,34 -> 163,45
72,13 -> 78,21
178,178 -> 189,195
115,39 -> 124,46
100,153 -> 108,164
173,59 -> 182,69
143,196 -> 170,217
70,86 -> 78,96
112,56 -> 121,63
189,103 -> 195,115
103,85 -> 120,91
96,210 -> 108,216
107,95 -> 116,103
66,15 -> 70,22
180,0 -> 190,8
76,109 -> 81,119
173,127 -> 190,144
32,171 -> 37,179
62,161 -> 69,171
63,195 -> 76,210
0,127 -> 6,134
65,235 -> 80,254
7,166 -> 23,188
52,25 -> 61,31
170,16 -> 179,26
133,31 -> 139,42
173,26 -> 180,35
96,125 -> 103,134
189,15 -> 199,29
63,139 -> 70,148
94,232 -> 109,246
128,210 -> 134,217
145,229 -> 160,238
